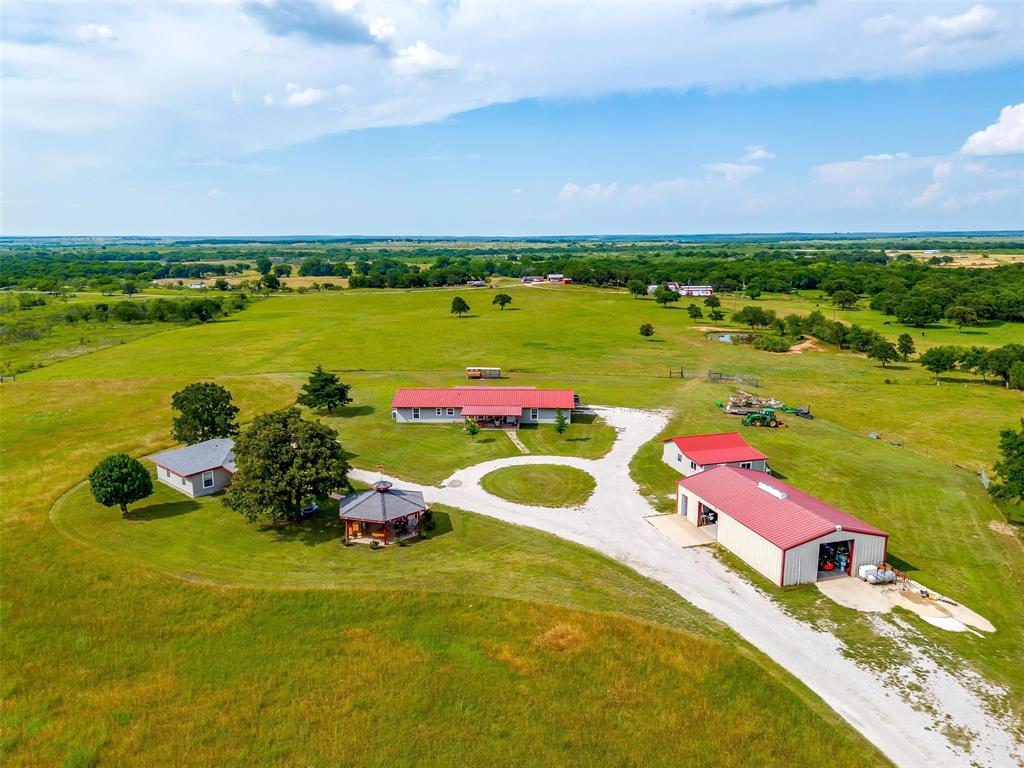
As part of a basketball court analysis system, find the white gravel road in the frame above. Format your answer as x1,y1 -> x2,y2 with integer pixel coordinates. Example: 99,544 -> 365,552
351,405 -> 1022,768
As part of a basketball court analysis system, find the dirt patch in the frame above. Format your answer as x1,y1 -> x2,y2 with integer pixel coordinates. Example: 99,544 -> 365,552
692,325 -> 745,333
988,519 -> 1019,538
785,337 -> 824,354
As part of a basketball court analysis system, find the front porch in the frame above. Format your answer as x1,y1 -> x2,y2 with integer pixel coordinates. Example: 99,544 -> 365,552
470,415 -> 520,430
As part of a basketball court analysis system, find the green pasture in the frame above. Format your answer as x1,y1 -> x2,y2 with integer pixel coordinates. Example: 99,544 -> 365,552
3,284 -> 1021,765
480,464 -> 596,507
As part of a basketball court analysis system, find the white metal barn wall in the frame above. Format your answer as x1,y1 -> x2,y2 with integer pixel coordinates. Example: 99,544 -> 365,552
676,487 -> 702,524
782,529 -> 887,587
716,512 -> 784,585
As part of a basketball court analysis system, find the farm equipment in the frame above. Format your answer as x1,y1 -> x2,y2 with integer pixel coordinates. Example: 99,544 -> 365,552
741,408 -> 782,428
780,404 -> 813,419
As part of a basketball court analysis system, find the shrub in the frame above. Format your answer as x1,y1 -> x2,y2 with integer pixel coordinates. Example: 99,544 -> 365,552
370,540 -> 382,550
753,335 -> 793,352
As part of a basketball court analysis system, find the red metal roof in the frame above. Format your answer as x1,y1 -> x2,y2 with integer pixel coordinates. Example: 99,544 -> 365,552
663,432 -> 768,466
678,466 -> 887,550
392,387 -> 575,410
462,404 -> 523,416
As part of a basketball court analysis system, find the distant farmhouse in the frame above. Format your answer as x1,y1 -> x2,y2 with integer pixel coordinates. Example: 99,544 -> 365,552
150,438 -> 236,498
661,432 -> 768,476
391,387 -> 575,429
676,466 -> 888,587
647,282 -> 714,297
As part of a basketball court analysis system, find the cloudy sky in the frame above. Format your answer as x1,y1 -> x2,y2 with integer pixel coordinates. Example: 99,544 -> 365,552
2,0 -> 1023,235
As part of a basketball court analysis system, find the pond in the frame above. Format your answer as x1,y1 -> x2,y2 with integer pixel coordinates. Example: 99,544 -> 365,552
713,333 -> 756,344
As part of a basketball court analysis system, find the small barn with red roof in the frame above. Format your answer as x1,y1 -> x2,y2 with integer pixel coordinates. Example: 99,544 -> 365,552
661,432 -> 769,476
677,466 -> 888,586
391,386 -> 576,429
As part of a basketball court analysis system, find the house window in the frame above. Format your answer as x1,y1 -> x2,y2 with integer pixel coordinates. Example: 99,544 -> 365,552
677,453 -> 683,462
163,468 -> 171,478
180,475 -> 187,486
435,408 -> 443,416
412,408 -> 420,420
690,461 -> 697,471
741,462 -> 752,469
530,408 -> 538,420
202,471 -> 215,489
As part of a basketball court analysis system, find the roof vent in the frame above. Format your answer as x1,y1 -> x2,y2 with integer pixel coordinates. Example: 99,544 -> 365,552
835,524 -> 842,533
757,481 -> 787,500
373,481 -> 393,493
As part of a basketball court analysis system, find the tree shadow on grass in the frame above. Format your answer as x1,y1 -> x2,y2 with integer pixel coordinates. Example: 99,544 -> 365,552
886,553 -> 918,573
334,404 -> 374,418
422,510 -> 453,540
880,365 -> 910,371
132,500 -> 199,520
263,514 -> 342,547
497,307 -> 523,311
472,437 -> 496,444
566,437 -> 591,443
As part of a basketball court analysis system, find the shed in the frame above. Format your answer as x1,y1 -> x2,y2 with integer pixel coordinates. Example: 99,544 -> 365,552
149,438 -> 236,498
661,432 -> 768,476
676,466 -> 888,586
332,481 -> 427,545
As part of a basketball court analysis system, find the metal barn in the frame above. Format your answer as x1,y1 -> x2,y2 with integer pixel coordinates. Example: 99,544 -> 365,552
676,466 -> 888,587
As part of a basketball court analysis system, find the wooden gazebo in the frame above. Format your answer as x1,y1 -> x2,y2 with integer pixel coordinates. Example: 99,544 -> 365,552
331,480 -> 427,545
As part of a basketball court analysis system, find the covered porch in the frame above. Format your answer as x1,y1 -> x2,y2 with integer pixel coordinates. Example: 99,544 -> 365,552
461,404 -> 521,429
343,511 -> 421,545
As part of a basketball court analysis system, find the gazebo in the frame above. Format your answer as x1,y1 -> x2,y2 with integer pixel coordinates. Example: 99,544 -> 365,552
331,480 -> 427,545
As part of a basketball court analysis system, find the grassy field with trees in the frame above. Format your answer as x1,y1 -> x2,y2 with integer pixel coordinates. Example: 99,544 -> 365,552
3,242 -> 1022,765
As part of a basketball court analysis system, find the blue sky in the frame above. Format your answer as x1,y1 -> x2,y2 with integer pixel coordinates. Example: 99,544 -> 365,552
2,1 -> 1023,235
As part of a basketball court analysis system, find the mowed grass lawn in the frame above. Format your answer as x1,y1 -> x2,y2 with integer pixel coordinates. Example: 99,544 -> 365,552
480,464 -> 596,507
1,382 -> 887,767
3,285 -> 1022,765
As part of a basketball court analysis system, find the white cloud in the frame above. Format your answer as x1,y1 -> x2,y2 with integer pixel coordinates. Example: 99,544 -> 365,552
559,182 -> 618,203
863,4 -> 1002,60
742,145 -> 775,161
392,41 -> 459,76
367,16 -> 396,41
704,162 -> 762,183
860,152 -> 910,162
706,0 -> 816,21
961,103 -> 1024,156
231,88 -> 242,104
910,182 -> 942,207
932,161 -> 953,179
75,23 -> 115,42
207,188 -> 227,198
282,85 -> 324,108
263,94 -> 275,107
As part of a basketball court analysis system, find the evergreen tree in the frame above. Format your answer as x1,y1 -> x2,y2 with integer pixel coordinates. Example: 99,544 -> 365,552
554,409 -> 568,437
296,366 -> 352,414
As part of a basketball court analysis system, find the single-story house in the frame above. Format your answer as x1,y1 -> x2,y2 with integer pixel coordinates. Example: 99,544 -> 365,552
391,386 -> 575,428
149,438 -> 236,498
646,282 -> 714,297
677,466 -> 888,586
661,432 -> 768,476
522,275 -> 544,283
331,480 -> 426,545
547,273 -> 564,282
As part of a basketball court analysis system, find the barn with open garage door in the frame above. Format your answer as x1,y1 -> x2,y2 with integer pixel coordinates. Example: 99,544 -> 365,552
676,466 -> 888,587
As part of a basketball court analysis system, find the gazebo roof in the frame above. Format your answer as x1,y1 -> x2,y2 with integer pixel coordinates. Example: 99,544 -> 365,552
331,481 -> 427,523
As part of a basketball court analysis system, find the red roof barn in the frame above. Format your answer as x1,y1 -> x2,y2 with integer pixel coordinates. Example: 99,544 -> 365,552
661,432 -> 769,476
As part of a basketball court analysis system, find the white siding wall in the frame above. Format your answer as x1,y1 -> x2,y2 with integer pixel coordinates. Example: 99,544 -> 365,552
717,512 -> 785,586
392,407 -> 464,423
676,486 -> 703,526
156,466 -> 232,498
782,529 -> 887,587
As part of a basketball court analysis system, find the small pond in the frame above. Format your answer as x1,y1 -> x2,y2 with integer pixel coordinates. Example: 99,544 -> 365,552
713,333 -> 756,344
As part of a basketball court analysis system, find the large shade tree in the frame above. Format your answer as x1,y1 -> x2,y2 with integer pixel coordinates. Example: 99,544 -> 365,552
450,296 -> 470,317
223,408 -> 351,525
89,454 -> 153,518
989,419 -> 1024,503
171,382 -> 240,444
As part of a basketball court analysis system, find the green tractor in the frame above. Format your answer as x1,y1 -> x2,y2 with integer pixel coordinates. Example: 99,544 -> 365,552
741,407 -> 782,428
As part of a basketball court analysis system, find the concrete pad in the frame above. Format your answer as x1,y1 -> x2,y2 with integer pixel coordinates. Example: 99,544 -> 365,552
816,576 -> 891,613
646,514 -> 714,548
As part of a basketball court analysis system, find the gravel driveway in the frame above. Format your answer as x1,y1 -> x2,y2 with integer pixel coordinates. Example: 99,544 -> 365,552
351,405 -> 1021,768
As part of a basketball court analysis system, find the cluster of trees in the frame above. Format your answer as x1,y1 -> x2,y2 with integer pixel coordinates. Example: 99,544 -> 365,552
990,419 -> 1024,505
297,256 -> 352,278
90,374 -> 358,524
869,276 -> 1024,326
917,344 -> 1024,387
0,294 -> 247,350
